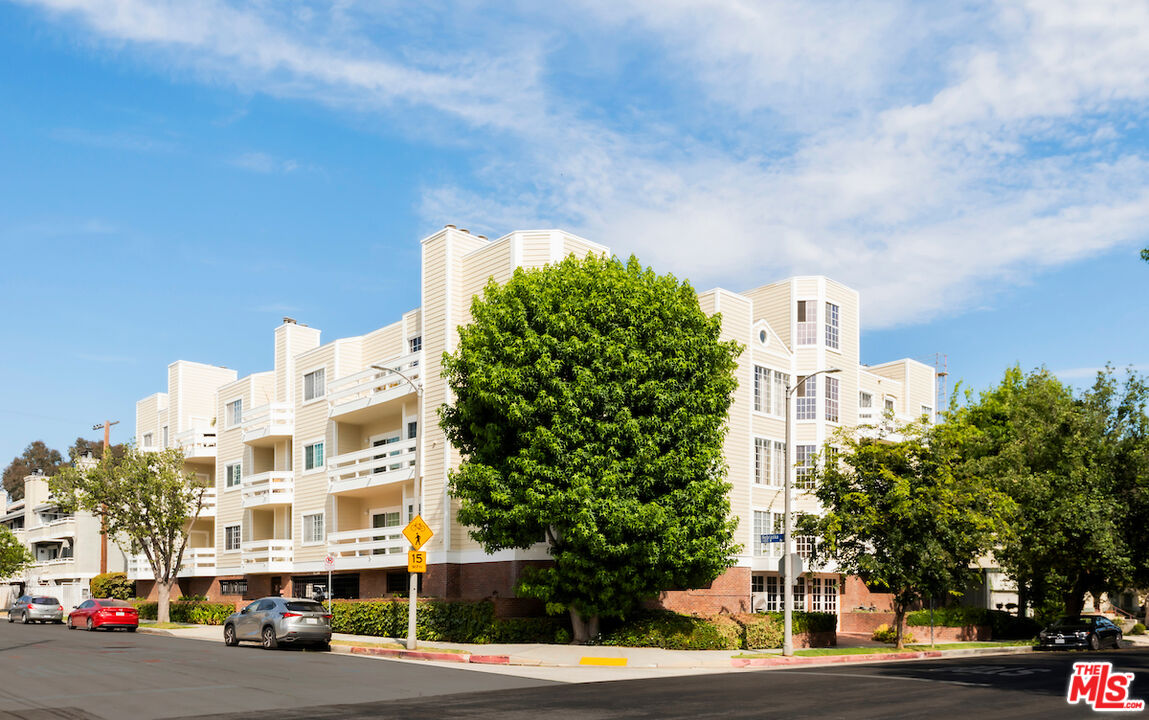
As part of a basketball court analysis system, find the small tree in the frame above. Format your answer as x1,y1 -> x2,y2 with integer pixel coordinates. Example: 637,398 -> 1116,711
0,526 -> 33,579
801,419 -> 1010,648
442,254 -> 742,642
51,446 -> 207,623
3,440 -> 63,500
91,572 -> 134,600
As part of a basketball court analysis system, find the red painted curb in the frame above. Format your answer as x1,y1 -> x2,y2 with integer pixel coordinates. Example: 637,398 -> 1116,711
731,650 -> 944,668
348,646 -> 469,663
469,655 -> 511,665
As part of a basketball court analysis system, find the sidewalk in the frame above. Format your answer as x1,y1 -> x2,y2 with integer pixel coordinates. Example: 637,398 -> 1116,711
135,622 -> 1047,670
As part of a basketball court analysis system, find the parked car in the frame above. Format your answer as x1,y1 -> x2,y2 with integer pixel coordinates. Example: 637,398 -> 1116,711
6,595 -> 64,624
1038,615 -> 1123,650
67,599 -> 139,632
223,597 -> 332,650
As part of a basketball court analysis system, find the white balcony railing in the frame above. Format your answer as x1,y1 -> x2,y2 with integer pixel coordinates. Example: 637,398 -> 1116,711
242,402 -> 295,443
327,526 -> 408,561
241,539 -> 293,572
193,486 -> 217,517
241,471 -> 294,508
174,428 -> 217,459
127,548 -> 217,580
327,437 -> 416,494
327,352 -> 421,417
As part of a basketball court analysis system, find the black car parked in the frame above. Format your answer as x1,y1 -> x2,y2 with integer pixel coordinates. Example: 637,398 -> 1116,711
1038,615 -> 1123,650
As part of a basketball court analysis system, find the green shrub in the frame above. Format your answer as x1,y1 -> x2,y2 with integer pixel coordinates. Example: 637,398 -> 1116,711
872,623 -> 915,644
595,610 -> 742,650
327,599 -> 566,644
90,572 -> 133,600
493,616 -> 571,644
1130,623 -> 1146,636
905,607 -> 1039,639
131,599 -> 234,625
734,613 -> 783,649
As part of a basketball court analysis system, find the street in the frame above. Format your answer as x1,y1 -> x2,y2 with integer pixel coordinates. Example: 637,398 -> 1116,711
2,621 -> 1148,719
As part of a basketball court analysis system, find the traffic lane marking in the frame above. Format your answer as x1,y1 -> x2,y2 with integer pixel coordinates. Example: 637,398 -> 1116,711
775,670 -> 986,687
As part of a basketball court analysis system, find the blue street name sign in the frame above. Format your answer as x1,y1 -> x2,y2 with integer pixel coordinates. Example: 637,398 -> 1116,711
760,533 -> 785,543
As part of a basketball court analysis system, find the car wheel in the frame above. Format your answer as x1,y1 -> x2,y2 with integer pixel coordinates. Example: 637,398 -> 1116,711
224,625 -> 238,647
86,618 -> 94,632
21,612 -> 30,625
67,618 -> 76,630
1088,634 -> 1100,651
5,613 -> 11,623
261,626 -> 278,650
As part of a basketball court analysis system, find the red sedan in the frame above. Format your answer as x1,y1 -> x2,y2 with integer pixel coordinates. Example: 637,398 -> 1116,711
68,599 -> 139,631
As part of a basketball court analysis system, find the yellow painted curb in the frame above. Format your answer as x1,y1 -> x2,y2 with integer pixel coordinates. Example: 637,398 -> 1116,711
579,657 -> 628,666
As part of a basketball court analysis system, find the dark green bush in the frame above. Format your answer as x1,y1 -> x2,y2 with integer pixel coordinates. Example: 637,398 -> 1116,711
757,611 -> 837,634
327,599 -> 564,644
90,572 -> 133,600
905,607 -> 1039,639
493,616 -> 571,644
1130,623 -> 1146,636
734,613 -> 783,649
132,599 -> 234,625
595,610 -> 742,650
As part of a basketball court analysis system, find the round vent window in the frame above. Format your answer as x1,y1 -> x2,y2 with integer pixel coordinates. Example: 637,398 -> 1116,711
758,328 -> 768,345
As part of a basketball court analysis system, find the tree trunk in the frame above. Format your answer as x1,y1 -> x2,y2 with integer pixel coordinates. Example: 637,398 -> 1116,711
157,578 -> 177,624
1064,577 -> 1090,617
893,601 -> 906,650
569,607 -> 600,645
1017,584 -> 1029,619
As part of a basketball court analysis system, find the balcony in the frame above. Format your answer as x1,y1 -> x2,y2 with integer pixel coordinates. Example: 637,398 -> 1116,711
193,486 -> 218,517
127,548 -> 217,580
174,428 -> 217,460
327,437 -> 416,495
326,526 -> 408,569
328,352 -> 421,420
242,471 -> 294,508
241,539 -> 293,573
242,403 -> 295,444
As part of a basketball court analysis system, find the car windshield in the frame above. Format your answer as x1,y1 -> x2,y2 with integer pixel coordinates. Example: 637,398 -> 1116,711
97,600 -> 134,608
284,601 -> 326,613
32,597 -> 59,605
1052,616 -> 1094,627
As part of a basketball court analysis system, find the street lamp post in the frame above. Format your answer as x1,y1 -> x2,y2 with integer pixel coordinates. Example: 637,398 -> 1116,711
783,368 -> 840,657
371,363 -> 422,651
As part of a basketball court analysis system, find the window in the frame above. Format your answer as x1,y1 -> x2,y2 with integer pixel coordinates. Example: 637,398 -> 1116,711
884,397 -> 895,413
825,302 -> 840,349
225,462 -> 242,488
751,575 -> 764,593
754,511 -> 784,558
753,366 -> 769,413
796,517 -> 816,558
792,576 -> 806,611
220,579 -> 248,596
795,445 -> 816,489
797,300 -> 818,345
757,328 -> 768,345
161,426 -> 168,448
754,438 -> 786,486
764,576 -> 781,611
921,405 -> 933,423
304,368 -> 326,401
305,442 -> 325,471
811,576 -> 838,613
409,336 -> 422,353
303,513 -> 324,544
407,421 -> 417,440
753,367 -> 788,416
796,376 -> 817,420
224,524 -> 241,551
859,392 -> 872,408
825,376 -> 839,422
142,433 -> 153,448
227,398 -> 243,427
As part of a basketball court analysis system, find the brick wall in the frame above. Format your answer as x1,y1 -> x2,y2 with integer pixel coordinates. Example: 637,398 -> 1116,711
841,575 -> 895,612
656,566 -> 752,616
423,560 -> 553,601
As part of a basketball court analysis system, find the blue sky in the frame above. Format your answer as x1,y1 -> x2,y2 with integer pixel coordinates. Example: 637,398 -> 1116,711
2,0 -> 1148,465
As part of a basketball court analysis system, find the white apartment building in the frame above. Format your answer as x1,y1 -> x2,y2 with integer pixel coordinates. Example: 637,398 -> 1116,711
133,226 -> 936,616
0,472 -> 129,611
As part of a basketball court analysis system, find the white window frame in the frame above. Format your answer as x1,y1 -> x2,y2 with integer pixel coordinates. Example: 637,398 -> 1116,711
811,576 -> 839,613
754,438 -> 786,487
825,302 -> 840,350
765,575 -> 781,612
303,368 -> 326,402
224,524 -> 242,552
409,336 -> 422,353
226,398 -> 243,428
302,513 -> 325,545
753,367 -> 787,417
753,510 -> 784,558
795,445 -> 816,489
795,376 -> 817,421
825,376 -> 840,423
859,392 -> 873,409
921,405 -> 933,423
161,426 -> 168,448
796,300 -> 818,345
303,440 -> 325,473
884,396 -> 896,414
224,462 -> 242,489
142,432 -> 153,448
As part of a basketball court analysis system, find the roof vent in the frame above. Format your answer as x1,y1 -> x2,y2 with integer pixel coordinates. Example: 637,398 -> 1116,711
283,317 -> 297,325
444,224 -> 456,230
459,228 -> 469,234
477,235 -> 487,240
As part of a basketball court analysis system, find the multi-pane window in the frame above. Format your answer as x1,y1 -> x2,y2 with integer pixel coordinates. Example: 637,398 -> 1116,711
220,579 -> 248,596
884,397 -> 895,413
795,445 -> 816,489
754,439 -> 786,486
225,462 -> 242,488
304,368 -> 326,401
303,513 -> 324,543
407,421 -> 418,440
305,442 -> 325,471
764,576 -> 781,612
754,366 -> 769,413
859,392 -> 872,408
753,511 -> 771,557
796,518 -> 816,558
796,376 -> 817,420
792,576 -> 806,611
797,301 -> 818,345
161,426 -> 169,448
142,433 -> 153,448
227,398 -> 243,427
224,524 -> 241,551
751,575 -> 764,593
409,336 -> 422,353
811,577 -> 839,613
825,302 -> 840,349
825,376 -> 839,422
753,367 -> 787,415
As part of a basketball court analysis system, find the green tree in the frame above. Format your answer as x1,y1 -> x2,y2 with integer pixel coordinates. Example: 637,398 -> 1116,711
1141,248 -> 1148,263
441,254 -> 742,642
0,526 -> 34,580
948,366 -> 1149,620
2,441 -> 63,500
51,446 -> 209,622
800,419 -> 1010,648
68,437 -> 127,464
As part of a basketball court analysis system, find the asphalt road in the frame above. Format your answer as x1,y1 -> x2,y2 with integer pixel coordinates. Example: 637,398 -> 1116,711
1,619 -> 1146,720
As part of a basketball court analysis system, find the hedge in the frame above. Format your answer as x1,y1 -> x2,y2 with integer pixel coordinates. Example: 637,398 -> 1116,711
90,572 -> 133,600
905,607 -> 1040,640
133,599 -> 235,625
328,599 -> 570,644
734,613 -> 783,649
594,610 -> 743,650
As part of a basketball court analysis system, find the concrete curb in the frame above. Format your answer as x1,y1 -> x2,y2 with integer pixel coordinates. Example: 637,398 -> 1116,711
135,626 -> 174,637
333,644 -> 513,665
732,645 -> 1034,669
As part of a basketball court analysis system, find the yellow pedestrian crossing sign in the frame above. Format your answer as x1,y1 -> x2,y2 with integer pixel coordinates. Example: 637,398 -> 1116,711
403,515 -> 433,550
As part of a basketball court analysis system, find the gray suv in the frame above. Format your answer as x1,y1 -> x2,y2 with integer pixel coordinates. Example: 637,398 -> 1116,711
7,596 -> 64,624
223,597 -> 332,650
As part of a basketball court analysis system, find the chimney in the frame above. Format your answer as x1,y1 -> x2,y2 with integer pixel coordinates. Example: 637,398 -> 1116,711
283,317 -> 297,325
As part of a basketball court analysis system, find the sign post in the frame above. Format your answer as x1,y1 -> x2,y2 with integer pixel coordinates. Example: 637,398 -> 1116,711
402,515 -> 433,650
323,553 -> 335,614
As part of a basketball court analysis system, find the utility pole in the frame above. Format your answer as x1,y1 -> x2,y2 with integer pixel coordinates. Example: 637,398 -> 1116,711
92,420 -> 119,574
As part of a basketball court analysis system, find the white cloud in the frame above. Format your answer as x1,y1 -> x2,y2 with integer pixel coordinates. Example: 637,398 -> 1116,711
18,0 -> 1149,328
231,152 -> 299,174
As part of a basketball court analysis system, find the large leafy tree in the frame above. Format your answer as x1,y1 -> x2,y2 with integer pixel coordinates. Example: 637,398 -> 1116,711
948,366 -> 1149,620
441,254 -> 742,642
51,446 -> 209,622
67,437 -> 127,464
801,419 -> 1011,648
0,526 -> 34,580
2,441 -> 63,500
